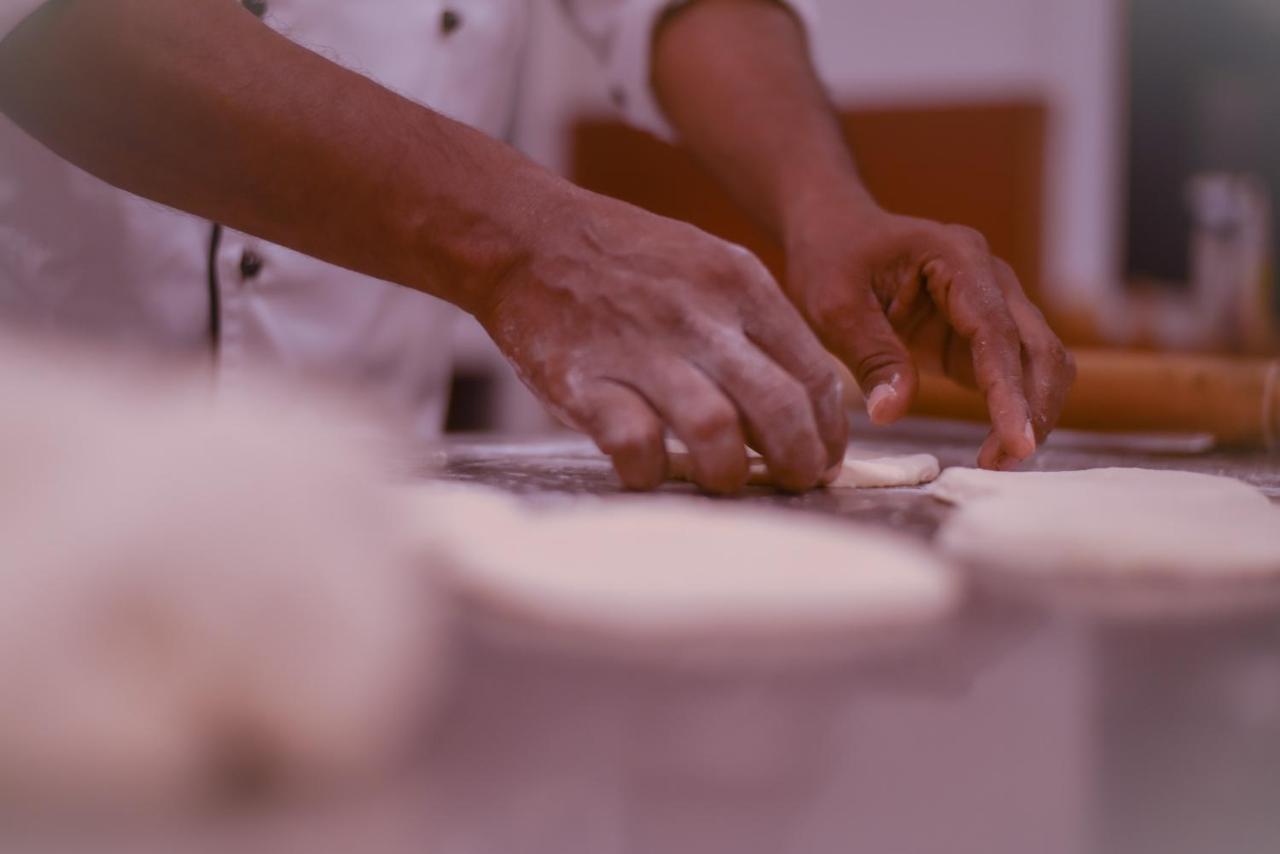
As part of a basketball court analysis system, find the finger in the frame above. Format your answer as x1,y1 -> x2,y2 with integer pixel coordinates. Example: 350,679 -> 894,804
624,360 -> 749,495
993,260 -> 1076,444
922,237 -> 1034,466
565,379 -> 667,490
811,278 -> 919,426
978,430 -> 1025,471
693,329 -> 829,492
740,300 -> 849,470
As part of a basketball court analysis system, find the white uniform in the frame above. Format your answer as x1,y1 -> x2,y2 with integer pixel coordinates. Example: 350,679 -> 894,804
0,0 -> 813,441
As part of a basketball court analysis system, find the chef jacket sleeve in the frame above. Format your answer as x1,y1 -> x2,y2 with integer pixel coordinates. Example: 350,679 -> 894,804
0,0 -> 44,40
558,0 -> 818,142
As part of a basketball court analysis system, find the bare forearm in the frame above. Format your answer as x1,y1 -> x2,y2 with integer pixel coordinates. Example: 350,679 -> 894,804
652,0 -> 876,244
0,0 -> 569,314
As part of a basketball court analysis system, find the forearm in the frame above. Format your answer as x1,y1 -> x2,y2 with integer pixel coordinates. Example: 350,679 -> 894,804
652,0 -> 876,249
0,0 -> 569,315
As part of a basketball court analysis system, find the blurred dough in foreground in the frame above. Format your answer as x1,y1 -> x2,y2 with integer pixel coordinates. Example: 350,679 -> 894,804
0,338 -> 445,811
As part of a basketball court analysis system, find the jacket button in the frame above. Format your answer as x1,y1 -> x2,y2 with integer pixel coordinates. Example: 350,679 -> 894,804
242,0 -> 268,18
239,251 -> 264,280
440,8 -> 462,35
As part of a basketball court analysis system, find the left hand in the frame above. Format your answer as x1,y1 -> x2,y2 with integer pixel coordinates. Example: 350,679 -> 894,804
784,202 -> 1076,470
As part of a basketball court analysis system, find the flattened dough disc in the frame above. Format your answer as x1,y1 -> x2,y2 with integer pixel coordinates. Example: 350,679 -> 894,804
667,444 -> 940,490
438,497 -> 961,662
930,467 -> 1280,617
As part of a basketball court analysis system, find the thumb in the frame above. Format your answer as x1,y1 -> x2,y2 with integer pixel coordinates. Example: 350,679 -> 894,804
818,285 -> 918,425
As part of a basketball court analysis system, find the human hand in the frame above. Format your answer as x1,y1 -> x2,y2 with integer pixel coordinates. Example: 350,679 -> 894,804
474,189 -> 848,494
785,202 -> 1075,470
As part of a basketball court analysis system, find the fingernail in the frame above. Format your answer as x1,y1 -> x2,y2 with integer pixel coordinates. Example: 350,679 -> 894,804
1023,420 -> 1037,456
866,384 -> 896,424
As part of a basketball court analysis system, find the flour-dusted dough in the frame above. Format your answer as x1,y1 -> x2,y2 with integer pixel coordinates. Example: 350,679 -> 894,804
0,339 -> 445,810
930,466 -> 1272,508
667,443 -> 940,490
439,498 -> 960,660
930,467 -> 1280,616
827,448 -> 941,488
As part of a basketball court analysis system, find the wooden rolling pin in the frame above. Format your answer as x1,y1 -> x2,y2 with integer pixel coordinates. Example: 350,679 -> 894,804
856,349 -> 1280,449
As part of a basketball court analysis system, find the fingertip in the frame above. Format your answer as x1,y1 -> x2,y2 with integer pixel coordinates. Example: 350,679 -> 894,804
866,372 -> 915,426
615,453 -> 667,491
765,439 -> 828,493
699,466 -> 750,496
1000,418 -> 1036,463
686,443 -> 750,495
977,432 -> 1002,470
866,383 -> 897,425
814,382 -> 850,468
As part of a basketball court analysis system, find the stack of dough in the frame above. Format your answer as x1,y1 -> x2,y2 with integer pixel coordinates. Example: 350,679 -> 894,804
930,467 -> 1280,617
0,339 -> 446,813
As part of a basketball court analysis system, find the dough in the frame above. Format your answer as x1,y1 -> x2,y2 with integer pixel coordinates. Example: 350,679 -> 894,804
0,339 -> 445,810
667,443 -> 940,489
440,498 -> 960,660
930,467 -> 1280,616
827,448 -> 941,488
930,466 -> 1271,508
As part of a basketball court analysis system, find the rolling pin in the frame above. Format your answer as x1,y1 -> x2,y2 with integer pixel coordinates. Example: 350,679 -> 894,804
851,349 -> 1280,449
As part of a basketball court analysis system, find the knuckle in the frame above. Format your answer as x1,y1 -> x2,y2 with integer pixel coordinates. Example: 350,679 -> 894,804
806,363 -> 844,403
757,377 -> 811,424
992,257 -> 1021,283
949,224 -> 990,254
1027,334 -> 1074,376
720,248 -> 776,292
990,315 -> 1023,348
807,294 -> 849,333
683,398 -> 738,444
1061,346 -> 1078,382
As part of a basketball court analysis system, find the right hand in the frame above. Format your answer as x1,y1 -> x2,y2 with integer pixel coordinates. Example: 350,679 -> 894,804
474,189 -> 848,494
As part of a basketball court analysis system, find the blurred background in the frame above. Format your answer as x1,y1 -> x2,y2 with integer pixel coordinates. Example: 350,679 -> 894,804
445,0 -> 1279,434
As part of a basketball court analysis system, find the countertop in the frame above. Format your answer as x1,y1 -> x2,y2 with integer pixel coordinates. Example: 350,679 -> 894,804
73,420 -> 1280,854
437,417 -> 1280,539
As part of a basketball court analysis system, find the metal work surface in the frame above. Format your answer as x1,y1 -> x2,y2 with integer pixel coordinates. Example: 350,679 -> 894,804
63,421 -> 1280,854
439,418 -> 1280,539
416,420 -> 1280,854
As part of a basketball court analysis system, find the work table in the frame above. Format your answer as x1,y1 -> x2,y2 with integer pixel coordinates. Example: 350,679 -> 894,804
85,421 -> 1280,854
438,417 -> 1280,534
412,420 -> 1280,854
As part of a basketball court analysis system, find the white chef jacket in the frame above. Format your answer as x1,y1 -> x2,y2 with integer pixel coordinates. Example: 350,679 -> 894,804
0,0 -> 814,441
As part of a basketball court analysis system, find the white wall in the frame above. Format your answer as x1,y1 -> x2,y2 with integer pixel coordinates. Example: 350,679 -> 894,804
513,0 -> 1126,304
